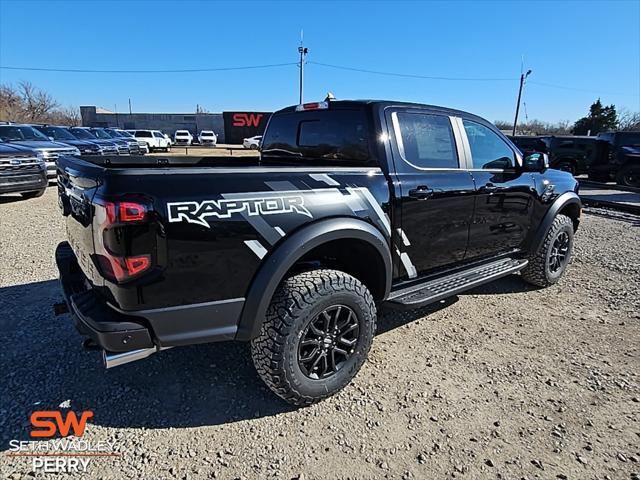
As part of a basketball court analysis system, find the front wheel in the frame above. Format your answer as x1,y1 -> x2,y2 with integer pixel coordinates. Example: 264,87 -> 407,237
521,214 -> 574,287
251,269 -> 377,406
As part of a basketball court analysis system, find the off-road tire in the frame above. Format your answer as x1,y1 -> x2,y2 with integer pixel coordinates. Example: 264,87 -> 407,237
251,269 -> 377,406
21,189 -> 46,199
521,214 -> 574,287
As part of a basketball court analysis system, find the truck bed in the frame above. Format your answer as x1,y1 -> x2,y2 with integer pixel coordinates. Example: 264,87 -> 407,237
76,154 -> 261,168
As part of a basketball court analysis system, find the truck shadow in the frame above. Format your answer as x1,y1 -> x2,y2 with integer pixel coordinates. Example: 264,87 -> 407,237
0,275 -> 525,442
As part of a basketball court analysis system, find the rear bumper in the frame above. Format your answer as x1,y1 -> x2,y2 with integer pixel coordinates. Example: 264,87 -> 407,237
0,171 -> 47,194
55,241 -> 245,352
56,242 -> 154,352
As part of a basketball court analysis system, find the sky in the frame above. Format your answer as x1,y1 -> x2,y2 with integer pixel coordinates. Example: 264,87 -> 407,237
0,0 -> 639,123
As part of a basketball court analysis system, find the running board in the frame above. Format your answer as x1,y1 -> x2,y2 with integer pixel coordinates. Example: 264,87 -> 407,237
386,258 -> 528,310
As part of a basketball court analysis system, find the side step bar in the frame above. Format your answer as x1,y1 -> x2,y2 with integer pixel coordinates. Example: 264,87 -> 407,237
387,258 -> 528,310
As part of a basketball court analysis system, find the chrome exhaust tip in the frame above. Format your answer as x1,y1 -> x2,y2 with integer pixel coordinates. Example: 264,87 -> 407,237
103,346 -> 159,369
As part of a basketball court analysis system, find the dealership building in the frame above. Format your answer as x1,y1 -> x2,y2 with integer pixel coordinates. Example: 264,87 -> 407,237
80,106 -> 271,144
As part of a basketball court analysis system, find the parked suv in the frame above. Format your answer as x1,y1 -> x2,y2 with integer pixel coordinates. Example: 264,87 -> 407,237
56,99 -> 581,406
104,128 -> 144,155
0,124 -> 80,179
591,131 -> 640,186
509,135 -> 596,176
32,125 -> 103,156
174,130 -> 193,146
67,127 -> 119,156
198,130 -> 217,146
0,142 -> 47,198
130,130 -> 171,152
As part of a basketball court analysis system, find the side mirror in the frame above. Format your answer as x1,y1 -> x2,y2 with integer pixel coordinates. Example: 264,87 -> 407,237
523,152 -> 549,172
49,136 -> 55,142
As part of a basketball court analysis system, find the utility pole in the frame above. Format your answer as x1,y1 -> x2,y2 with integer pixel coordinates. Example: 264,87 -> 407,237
512,69 -> 532,136
128,98 -> 132,114
298,35 -> 308,104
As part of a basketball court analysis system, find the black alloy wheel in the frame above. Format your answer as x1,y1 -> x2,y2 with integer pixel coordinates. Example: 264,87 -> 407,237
298,305 -> 360,379
548,231 -> 570,273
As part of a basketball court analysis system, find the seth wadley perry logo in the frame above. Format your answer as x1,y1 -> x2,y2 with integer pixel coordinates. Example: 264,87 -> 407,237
6,410 -> 119,474
167,194 -> 312,228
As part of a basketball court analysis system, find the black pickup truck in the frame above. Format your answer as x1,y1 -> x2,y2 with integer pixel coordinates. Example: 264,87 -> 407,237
55,100 -> 581,405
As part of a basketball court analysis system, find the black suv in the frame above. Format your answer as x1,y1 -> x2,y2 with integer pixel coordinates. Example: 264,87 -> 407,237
590,131 -> 640,186
509,135 -> 596,176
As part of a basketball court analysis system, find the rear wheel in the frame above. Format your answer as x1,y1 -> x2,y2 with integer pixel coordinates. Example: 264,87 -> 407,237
615,164 -> 640,188
21,189 -> 46,199
251,269 -> 376,406
250,144 -> 259,150
521,214 -> 574,287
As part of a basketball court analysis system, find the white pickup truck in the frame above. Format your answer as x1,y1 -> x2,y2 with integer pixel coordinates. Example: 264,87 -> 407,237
128,130 -> 171,152
174,130 -> 193,146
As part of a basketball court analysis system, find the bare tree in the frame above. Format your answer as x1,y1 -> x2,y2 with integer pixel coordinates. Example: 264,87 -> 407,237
0,82 -> 80,125
494,119 -> 572,135
617,108 -> 640,131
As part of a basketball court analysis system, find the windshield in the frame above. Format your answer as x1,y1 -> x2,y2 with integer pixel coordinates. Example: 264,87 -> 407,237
176,131 -> 190,136
118,130 -> 134,138
91,129 -> 113,140
201,132 -> 214,136
37,126 -> 77,141
0,125 -> 50,142
69,128 -> 95,140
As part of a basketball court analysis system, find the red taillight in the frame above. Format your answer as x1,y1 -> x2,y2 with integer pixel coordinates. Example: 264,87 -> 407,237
119,202 -> 146,222
97,254 -> 151,282
98,200 -> 146,224
93,198 -> 152,282
125,255 -> 150,276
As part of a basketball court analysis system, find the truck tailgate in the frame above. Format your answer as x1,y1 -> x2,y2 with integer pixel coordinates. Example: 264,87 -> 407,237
57,156 -> 103,285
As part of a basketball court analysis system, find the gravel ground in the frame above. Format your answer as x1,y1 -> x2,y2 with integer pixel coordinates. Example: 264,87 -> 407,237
1,188 -> 639,480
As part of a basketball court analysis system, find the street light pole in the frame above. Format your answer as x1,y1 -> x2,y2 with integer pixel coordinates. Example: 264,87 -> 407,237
298,44 -> 308,104
512,69 -> 532,136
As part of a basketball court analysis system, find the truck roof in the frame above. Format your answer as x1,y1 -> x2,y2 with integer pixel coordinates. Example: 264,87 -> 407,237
274,99 -> 486,122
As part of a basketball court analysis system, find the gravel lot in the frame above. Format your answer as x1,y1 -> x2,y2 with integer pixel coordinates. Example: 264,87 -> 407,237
1,188 -> 639,480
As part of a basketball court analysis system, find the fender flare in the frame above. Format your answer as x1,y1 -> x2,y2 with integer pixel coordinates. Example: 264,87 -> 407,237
527,191 -> 581,253
235,217 -> 392,341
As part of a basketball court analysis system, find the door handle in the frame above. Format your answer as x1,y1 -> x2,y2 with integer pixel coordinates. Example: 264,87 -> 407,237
408,185 -> 434,200
482,183 -> 500,193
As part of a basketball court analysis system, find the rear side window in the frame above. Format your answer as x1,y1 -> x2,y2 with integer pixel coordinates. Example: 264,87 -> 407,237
261,109 -> 371,164
463,120 -> 515,169
395,113 -> 458,169
136,131 -> 152,138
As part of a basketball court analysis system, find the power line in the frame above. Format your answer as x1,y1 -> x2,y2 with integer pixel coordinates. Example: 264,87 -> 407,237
308,61 -> 518,82
528,80 -> 638,98
0,63 -> 298,73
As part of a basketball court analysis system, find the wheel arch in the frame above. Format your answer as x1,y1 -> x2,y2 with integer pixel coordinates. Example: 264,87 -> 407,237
526,192 -> 581,253
235,217 -> 392,341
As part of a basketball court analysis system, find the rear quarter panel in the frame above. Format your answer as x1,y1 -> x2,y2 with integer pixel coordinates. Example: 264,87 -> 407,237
100,166 -> 392,311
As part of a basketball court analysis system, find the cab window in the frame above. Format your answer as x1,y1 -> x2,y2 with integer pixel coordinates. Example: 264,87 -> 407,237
394,112 -> 458,169
463,120 -> 515,169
